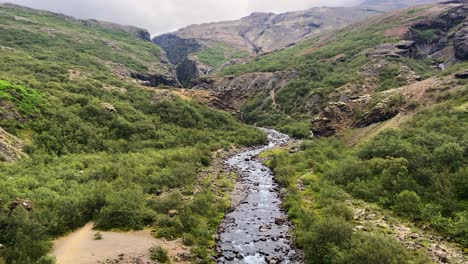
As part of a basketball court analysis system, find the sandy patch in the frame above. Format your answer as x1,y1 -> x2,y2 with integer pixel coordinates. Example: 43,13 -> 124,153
51,223 -> 190,264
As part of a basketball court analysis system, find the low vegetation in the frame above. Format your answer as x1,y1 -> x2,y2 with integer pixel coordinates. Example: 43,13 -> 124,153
219,7 -> 442,136
196,43 -> 249,68
262,97 -> 468,263
150,245 -> 170,263
0,5 -> 265,264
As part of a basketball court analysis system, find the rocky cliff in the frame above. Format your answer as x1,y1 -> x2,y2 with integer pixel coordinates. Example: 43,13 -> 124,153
153,0 -> 446,87
154,7 -> 380,86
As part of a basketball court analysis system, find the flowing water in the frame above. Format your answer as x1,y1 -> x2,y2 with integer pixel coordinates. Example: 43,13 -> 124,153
216,129 -> 299,263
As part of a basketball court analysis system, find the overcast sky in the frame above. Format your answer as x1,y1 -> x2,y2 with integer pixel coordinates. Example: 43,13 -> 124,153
6,0 -> 363,36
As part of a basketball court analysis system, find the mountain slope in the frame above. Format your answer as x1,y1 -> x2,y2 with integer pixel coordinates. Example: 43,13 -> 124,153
190,0 -> 467,137
361,0 -> 443,10
154,7 -> 380,86
153,0 -> 444,87
0,4 -> 266,264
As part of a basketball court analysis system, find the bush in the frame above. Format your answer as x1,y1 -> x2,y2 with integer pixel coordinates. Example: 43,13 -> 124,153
335,233 -> 428,264
95,184 -> 154,230
393,190 -> 423,220
300,218 -> 353,264
149,245 -> 170,263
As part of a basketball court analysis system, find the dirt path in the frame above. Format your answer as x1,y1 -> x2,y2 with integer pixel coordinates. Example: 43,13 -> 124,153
51,222 -> 190,264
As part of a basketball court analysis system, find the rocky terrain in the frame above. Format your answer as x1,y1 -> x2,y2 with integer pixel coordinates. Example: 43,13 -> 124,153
185,1 -> 467,136
154,7 -> 378,86
0,126 -> 24,162
351,201 -> 468,264
153,0 -> 446,87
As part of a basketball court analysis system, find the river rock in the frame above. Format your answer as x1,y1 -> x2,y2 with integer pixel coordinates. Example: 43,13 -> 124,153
168,210 -> 178,217
455,71 -> 468,79
275,217 -> 287,225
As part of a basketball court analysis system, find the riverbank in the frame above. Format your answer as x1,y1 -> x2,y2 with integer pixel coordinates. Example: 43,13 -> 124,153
216,129 -> 301,263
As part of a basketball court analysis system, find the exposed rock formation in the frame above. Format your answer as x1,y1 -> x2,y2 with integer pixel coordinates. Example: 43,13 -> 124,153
192,71 -> 297,115
154,8 -> 380,86
9,198 -> 33,212
153,34 -> 202,65
130,72 -> 180,87
366,41 -> 418,58
403,1 -> 468,63
0,127 -> 24,162
312,74 -> 464,137
156,7 -> 386,57
454,21 -> 468,60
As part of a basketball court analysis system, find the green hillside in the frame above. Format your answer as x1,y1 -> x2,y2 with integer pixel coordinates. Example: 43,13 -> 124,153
219,3 -> 467,136
0,4 -> 265,264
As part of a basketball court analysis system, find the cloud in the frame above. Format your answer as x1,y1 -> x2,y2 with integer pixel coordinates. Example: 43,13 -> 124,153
6,0 -> 363,35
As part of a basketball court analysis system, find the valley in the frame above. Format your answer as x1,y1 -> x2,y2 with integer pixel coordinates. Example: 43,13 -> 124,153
0,0 -> 467,264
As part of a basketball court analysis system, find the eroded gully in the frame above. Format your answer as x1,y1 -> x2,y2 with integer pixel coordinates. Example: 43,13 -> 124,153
216,129 -> 301,264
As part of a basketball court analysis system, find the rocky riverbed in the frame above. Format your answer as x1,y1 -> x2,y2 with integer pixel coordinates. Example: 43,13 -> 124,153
216,129 -> 301,264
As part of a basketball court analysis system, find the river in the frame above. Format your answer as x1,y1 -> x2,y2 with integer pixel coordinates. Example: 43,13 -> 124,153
216,129 -> 300,263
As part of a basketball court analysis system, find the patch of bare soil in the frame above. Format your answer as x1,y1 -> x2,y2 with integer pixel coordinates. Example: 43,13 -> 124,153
51,223 -> 190,264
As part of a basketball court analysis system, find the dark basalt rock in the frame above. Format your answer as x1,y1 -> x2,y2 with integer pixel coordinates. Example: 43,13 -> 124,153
367,41 -> 418,58
403,2 -> 468,62
130,72 -> 180,87
176,58 -> 200,87
153,34 -> 202,65
454,22 -> 468,60
455,70 -> 468,79
9,198 -> 33,212
353,105 -> 399,128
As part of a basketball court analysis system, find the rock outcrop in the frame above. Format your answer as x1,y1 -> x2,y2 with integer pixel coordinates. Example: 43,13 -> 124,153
0,127 -> 24,162
153,34 -> 202,65
130,72 -> 180,87
154,7 -> 380,86
155,7 -> 378,56
454,21 -> 468,60
366,41 -> 418,58
312,74 -> 464,137
403,1 -> 468,63
192,71 -> 297,115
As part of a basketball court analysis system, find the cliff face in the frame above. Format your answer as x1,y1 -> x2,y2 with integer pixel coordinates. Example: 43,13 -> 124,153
153,7 -> 380,86
154,8 -> 379,54
160,7 -> 378,55
152,1 -> 444,87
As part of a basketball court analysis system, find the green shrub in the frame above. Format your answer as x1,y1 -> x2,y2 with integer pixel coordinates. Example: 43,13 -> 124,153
393,190 -> 423,220
149,245 -> 170,263
335,233 -> 428,264
300,218 -> 353,264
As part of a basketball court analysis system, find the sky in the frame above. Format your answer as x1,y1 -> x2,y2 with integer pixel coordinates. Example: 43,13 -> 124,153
6,0 -> 363,36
